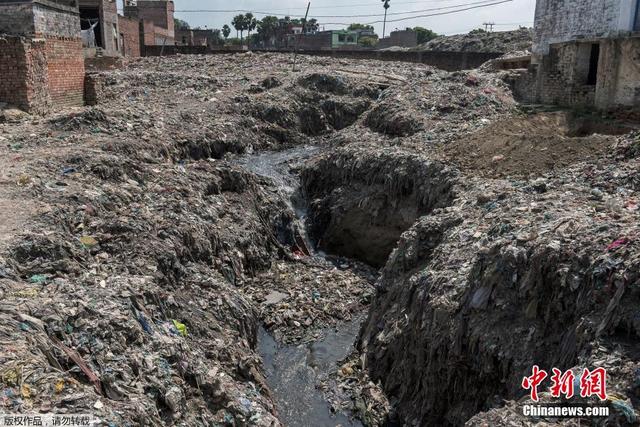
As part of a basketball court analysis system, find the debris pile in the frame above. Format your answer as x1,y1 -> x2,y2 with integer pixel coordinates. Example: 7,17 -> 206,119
359,129 -> 640,425
301,145 -> 456,266
0,51 -> 636,427
414,28 -> 534,53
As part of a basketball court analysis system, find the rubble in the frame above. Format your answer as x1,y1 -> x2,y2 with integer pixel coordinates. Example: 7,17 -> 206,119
0,51 -> 637,427
359,128 -> 640,425
413,28 -> 534,53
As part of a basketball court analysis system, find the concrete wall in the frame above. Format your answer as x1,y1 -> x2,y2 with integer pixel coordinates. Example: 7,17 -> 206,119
514,35 -> 640,110
296,32 -> 332,50
0,36 -> 51,113
0,0 -> 79,37
117,13 -> 139,56
533,0 -> 637,55
143,47 -> 501,71
595,36 -> 640,108
33,0 -> 80,37
378,30 -> 418,49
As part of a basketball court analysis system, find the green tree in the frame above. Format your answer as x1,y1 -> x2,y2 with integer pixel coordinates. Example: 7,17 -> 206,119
245,13 -> 257,42
412,26 -> 438,44
306,18 -> 319,33
232,14 -> 247,42
347,23 -> 374,32
257,16 -> 279,45
359,36 -> 378,47
174,18 -> 190,30
222,24 -> 231,40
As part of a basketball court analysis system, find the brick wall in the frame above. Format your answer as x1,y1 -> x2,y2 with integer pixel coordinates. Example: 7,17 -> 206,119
514,35 -> 640,110
0,3 -> 35,35
0,36 -> 51,114
118,14 -> 140,57
32,1 -> 81,38
0,1 -> 84,113
175,29 -> 192,46
45,36 -> 85,107
125,1 -> 173,34
100,0 -> 119,55
296,32 -> 332,50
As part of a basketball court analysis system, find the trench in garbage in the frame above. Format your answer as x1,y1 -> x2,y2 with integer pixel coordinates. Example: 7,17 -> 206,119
236,146 -> 365,426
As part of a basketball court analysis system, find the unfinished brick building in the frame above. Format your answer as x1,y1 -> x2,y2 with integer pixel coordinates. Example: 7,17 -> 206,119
124,0 -> 174,46
0,0 -> 85,114
521,0 -> 640,109
79,0 -> 118,56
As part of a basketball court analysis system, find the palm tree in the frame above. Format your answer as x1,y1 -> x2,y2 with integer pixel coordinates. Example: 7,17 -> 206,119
258,16 -> 279,47
222,24 -> 231,41
232,14 -> 246,42
246,13 -> 257,42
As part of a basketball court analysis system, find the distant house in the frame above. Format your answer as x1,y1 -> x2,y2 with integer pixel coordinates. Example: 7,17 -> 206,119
176,29 -> 220,48
522,0 -> 640,109
331,30 -> 359,47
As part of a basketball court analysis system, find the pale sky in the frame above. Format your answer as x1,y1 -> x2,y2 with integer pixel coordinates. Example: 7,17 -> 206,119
118,0 -> 536,36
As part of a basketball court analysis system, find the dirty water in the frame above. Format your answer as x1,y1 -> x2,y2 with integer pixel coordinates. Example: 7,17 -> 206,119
258,319 -> 364,427
236,145 -> 322,256
237,147 -> 365,426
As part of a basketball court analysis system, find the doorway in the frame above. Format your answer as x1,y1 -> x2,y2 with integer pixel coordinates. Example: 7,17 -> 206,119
586,43 -> 599,86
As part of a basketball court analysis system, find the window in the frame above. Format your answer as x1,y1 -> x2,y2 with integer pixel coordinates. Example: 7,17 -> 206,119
338,34 -> 346,42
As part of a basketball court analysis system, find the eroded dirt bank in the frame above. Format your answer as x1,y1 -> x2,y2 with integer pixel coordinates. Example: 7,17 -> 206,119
0,52 -> 638,427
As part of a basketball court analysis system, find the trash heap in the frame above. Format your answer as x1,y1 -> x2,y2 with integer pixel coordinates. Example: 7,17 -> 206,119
0,51 -> 636,427
359,129 -> 640,425
414,28 -> 534,53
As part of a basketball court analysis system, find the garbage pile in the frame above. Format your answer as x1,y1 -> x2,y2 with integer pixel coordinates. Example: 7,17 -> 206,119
1,51 -> 636,427
359,128 -> 640,425
413,28 -> 533,53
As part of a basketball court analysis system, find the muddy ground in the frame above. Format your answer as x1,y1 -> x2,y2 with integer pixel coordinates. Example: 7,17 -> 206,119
0,52 -> 639,427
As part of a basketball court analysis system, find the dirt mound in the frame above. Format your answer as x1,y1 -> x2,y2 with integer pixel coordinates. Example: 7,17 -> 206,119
444,112 -> 627,177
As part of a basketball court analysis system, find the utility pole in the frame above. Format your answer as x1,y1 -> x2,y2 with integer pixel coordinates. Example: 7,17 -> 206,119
382,0 -> 390,38
483,22 -> 495,32
292,2 -> 310,72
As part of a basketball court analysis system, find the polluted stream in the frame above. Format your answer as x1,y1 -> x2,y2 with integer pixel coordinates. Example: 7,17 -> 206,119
236,146 -> 365,427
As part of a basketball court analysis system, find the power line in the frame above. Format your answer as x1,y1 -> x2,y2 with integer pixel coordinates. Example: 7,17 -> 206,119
364,0 -> 514,24
169,0 -> 513,19
261,0 -> 514,10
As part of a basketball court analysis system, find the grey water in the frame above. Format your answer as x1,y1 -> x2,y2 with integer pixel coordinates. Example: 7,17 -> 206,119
236,146 -> 364,426
235,145 -> 322,256
258,319 -> 364,427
